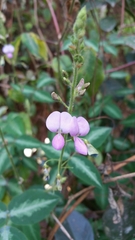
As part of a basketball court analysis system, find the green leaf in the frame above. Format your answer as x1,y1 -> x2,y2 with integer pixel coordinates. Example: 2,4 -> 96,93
68,156 -> 102,188
52,55 -> 72,72
116,88 -> 135,96
100,17 -> 117,32
103,100 -> 123,119
3,115 -> 26,137
86,1 -> 104,10
110,71 -> 129,79
113,137 -> 130,150
94,185 -> 109,209
109,34 -> 135,50
89,101 -> 102,117
0,147 -> 16,175
9,189 -> 59,225
41,144 -> 69,160
0,202 -> 7,227
86,127 -> 112,148
21,32 -> 48,60
8,89 -> 25,103
34,90 -> 53,103
7,180 -> 23,196
22,157 -> 37,172
15,135 -> 42,149
78,49 -> 104,96
19,112 -> 32,135
12,36 -> 21,64
0,176 -> 6,200
36,72 -> 55,88
0,226 -> 28,240
20,224 -> 41,240
121,113 -> 135,127
11,84 -> 53,103
103,42 -> 118,56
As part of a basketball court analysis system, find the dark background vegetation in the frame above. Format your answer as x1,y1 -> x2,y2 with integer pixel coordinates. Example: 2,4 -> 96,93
0,0 -> 135,239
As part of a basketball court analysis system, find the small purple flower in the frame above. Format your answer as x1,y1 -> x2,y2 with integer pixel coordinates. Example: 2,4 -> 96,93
46,111 -> 72,150
2,44 -> 14,59
69,116 -> 90,155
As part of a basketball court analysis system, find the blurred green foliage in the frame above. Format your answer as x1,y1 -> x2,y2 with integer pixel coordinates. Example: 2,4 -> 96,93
0,0 -> 135,239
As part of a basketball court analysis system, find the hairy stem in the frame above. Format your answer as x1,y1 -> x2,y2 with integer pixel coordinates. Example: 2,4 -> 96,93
68,63 -> 78,113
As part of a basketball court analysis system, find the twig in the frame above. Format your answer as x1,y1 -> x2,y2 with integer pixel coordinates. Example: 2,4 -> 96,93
46,0 -> 61,40
62,186 -> 93,214
105,61 -> 135,73
52,213 -> 74,240
69,0 -> 75,13
108,155 -> 135,174
120,0 -> 125,28
48,187 -> 93,240
104,172 -> 135,183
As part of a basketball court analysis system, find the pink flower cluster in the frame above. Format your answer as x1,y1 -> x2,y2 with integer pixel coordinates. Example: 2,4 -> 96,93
2,44 -> 14,59
46,111 -> 90,155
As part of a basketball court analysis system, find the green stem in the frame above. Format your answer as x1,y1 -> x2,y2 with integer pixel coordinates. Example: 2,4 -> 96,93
58,135 -> 67,174
58,62 -> 78,173
0,128 -> 20,183
68,63 -> 78,114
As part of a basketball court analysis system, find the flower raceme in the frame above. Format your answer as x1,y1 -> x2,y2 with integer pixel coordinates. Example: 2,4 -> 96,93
46,111 -> 90,155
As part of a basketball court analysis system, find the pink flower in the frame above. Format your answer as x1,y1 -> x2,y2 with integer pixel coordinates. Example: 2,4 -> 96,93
69,116 -> 90,155
46,111 -> 72,150
2,44 -> 14,59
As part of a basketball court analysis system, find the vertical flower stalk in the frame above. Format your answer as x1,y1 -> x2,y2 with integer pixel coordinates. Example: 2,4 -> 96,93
68,6 -> 87,113
58,7 -> 87,174
46,7 -> 87,180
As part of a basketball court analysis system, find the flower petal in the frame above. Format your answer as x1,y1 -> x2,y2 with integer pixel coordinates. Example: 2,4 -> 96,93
69,117 -> 79,136
77,117 -> 90,136
46,111 -> 60,132
2,44 -> 14,54
60,112 -> 72,134
74,137 -> 88,155
6,53 -> 13,59
52,134 -> 65,150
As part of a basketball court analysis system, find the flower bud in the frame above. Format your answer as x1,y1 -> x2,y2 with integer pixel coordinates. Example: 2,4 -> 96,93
44,184 -> 52,190
56,179 -> 62,191
62,70 -> 68,78
51,92 -> 59,100
73,6 -> 86,38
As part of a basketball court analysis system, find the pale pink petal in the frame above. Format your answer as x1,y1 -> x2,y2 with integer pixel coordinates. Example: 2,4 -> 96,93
52,134 -> 65,150
74,137 -> 88,155
77,117 -> 90,136
6,53 -> 13,58
60,112 -> 72,134
2,44 -> 14,54
69,117 -> 79,136
46,111 -> 60,132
